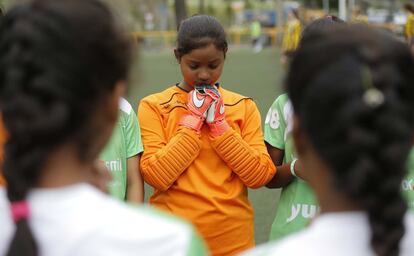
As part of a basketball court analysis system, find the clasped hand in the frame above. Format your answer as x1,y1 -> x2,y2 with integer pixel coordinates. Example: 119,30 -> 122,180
180,85 -> 229,136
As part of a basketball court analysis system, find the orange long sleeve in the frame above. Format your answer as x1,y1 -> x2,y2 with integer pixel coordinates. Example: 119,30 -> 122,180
138,98 -> 202,191
211,129 -> 275,188
211,99 -> 275,188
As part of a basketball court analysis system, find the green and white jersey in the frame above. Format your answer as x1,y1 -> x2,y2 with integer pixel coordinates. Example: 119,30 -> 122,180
241,211 -> 414,256
99,98 -> 144,200
137,206 -> 207,256
0,184 -> 208,256
264,94 -> 318,241
403,149 -> 414,211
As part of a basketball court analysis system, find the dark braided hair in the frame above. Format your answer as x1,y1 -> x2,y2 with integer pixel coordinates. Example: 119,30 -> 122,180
287,25 -> 414,256
176,15 -> 228,58
0,0 -> 131,255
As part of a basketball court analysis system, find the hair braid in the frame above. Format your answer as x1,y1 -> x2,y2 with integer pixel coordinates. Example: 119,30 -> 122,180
287,25 -> 414,256
0,0 -> 131,255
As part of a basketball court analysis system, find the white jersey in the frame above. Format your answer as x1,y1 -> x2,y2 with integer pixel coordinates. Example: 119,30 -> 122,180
0,183 -> 206,256
242,211 -> 414,256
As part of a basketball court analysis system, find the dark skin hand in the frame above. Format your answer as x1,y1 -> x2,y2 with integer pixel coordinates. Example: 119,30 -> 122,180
265,142 -> 305,188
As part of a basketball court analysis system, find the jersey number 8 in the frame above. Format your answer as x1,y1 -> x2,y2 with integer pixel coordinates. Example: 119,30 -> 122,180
265,108 -> 280,130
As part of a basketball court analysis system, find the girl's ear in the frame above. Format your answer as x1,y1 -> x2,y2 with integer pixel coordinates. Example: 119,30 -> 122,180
113,81 -> 126,99
174,49 -> 181,63
107,81 -> 125,122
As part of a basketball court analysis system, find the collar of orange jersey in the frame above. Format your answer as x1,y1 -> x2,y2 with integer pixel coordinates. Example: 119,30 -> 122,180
175,82 -> 220,93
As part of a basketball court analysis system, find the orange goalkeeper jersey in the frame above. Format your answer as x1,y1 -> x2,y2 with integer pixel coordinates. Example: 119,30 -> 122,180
138,85 -> 276,256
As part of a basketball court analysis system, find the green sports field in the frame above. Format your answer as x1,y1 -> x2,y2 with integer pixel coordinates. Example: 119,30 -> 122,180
127,46 -> 284,244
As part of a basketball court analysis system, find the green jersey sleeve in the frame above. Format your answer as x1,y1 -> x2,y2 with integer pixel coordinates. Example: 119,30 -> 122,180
264,94 -> 289,150
186,231 -> 208,256
120,98 -> 144,158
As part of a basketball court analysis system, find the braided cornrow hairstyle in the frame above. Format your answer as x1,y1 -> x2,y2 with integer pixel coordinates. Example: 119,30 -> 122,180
0,0 -> 131,255
287,25 -> 414,256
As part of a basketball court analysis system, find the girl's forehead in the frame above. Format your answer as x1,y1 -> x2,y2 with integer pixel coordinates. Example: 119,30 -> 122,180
182,44 -> 225,61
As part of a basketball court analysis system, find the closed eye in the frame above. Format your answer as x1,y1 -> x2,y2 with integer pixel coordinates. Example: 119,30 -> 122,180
189,64 -> 198,70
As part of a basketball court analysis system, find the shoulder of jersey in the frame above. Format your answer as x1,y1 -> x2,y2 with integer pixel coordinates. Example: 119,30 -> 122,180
269,93 -> 288,109
140,86 -> 179,105
139,86 -> 188,114
119,97 -> 133,115
220,87 -> 253,107
107,201 -> 195,244
275,93 -> 288,103
81,191 -> 196,255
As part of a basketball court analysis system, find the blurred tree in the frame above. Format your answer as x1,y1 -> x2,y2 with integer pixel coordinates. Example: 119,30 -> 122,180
224,0 -> 232,26
301,0 -> 338,9
207,2 -> 216,16
175,0 -> 188,28
199,0 -> 205,14
245,0 -> 253,9
387,0 -> 397,22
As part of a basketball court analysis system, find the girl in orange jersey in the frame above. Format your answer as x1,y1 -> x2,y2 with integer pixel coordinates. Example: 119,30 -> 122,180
138,15 -> 276,256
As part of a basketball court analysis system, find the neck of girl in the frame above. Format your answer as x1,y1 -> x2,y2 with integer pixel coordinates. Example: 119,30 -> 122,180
303,152 -> 362,214
37,143 -> 97,189
177,81 -> 193,92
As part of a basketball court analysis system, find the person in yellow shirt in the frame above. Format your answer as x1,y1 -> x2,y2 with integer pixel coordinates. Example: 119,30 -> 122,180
405,4 -> 414,54
351,7 -> 368,24
282,9 -> 302,54
138,15 -> 276,256
280,9 -> 301,67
